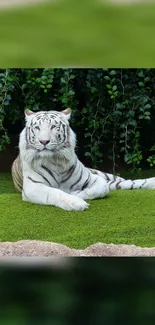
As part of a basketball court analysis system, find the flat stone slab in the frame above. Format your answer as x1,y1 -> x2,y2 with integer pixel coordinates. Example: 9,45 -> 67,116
0,240 -> 155,257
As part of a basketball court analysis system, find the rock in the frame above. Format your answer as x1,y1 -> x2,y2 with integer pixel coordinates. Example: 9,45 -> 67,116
0,240 -> 155,257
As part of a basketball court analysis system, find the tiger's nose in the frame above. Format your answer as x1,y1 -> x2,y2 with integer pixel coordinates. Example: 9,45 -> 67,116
39,140 -> 50,146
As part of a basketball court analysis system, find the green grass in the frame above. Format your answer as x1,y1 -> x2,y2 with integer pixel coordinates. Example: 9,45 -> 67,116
1,0 -> 155,66
1,171 -> 155,248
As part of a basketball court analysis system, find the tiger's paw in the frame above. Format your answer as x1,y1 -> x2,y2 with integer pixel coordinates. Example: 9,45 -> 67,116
58,195 -> 89,211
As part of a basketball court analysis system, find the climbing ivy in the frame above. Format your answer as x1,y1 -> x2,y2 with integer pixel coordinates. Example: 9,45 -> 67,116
1,68 -> 155,173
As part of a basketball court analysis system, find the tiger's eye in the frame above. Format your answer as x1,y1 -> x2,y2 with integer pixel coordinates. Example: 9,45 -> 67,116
51,125 -> 56,130
35,126 -> 40,130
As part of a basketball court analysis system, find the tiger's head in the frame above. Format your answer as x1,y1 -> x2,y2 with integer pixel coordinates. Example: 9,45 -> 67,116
20,108 -> 76,160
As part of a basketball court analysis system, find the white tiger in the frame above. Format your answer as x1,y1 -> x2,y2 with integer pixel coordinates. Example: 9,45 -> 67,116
11,108 -> 155,211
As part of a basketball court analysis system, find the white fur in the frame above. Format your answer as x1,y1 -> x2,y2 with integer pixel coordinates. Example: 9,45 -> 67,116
19,110 -> 109,211
18,109 -> 155,212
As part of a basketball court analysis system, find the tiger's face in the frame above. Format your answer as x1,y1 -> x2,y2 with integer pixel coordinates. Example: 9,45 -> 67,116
24,108 -> 72,156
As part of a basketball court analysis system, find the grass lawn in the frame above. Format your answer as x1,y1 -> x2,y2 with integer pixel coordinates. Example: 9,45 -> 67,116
1,171 -> 155,248
0,0 -> 155,67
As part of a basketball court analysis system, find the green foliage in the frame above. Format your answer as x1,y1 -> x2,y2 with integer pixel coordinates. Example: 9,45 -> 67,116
147,145 -> 155,167
1,68 -> 155,172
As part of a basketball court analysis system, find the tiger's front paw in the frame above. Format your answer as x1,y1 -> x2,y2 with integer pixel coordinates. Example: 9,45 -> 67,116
58,194 -> 89,211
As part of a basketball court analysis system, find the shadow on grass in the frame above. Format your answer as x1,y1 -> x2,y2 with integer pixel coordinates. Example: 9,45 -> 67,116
92,194 -> 111,202
0,173 -> 16,194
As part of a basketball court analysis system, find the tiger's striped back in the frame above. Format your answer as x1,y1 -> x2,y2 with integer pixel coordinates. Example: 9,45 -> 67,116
11,153 -> 124,194
11,155 -> 23,193
11,152 -> 155,194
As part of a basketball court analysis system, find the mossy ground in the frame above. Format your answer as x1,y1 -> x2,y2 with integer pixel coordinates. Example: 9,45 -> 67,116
1,171 -> 155,248
0,0 -> 155,67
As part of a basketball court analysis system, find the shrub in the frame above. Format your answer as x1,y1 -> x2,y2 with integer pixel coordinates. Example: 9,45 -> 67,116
1,68 -> 155,173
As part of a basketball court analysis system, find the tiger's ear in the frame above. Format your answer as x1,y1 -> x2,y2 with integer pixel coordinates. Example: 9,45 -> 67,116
61,107 -> 72,120
24,109 -> 34,116
24,109 -> 35,121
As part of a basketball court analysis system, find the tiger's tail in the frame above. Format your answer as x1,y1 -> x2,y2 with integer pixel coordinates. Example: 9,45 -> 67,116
89,168 -> 155,190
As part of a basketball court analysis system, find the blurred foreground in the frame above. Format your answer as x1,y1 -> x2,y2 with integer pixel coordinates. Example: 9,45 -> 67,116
0,258 -> 155,325
0,0 -> 46,8
0,0 -> 155,66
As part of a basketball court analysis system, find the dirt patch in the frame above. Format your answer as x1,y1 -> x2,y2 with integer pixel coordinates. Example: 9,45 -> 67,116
0,240 -> 155,256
